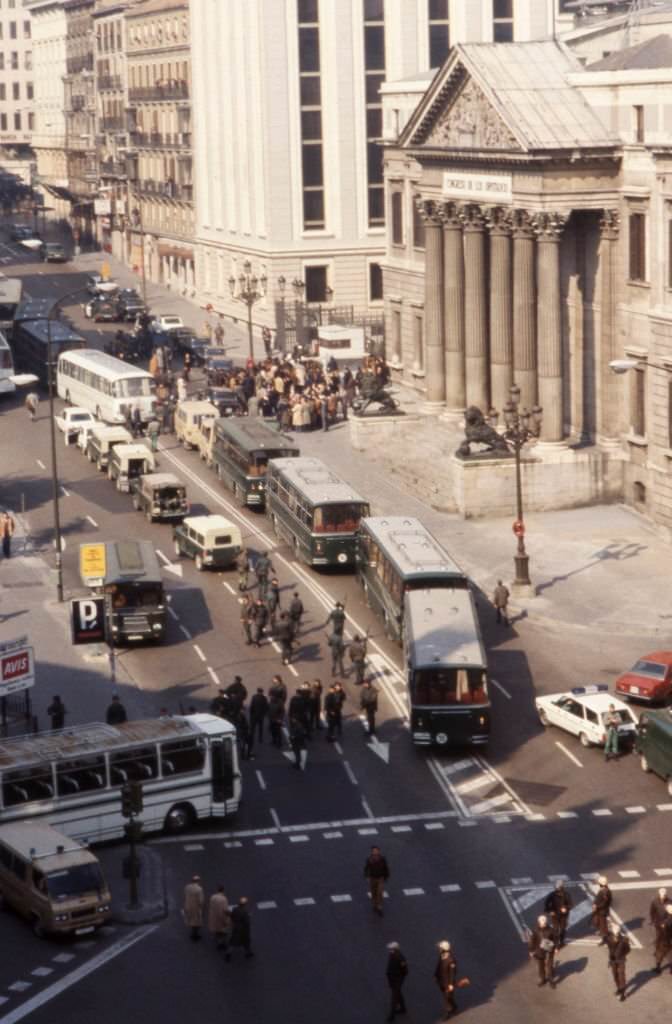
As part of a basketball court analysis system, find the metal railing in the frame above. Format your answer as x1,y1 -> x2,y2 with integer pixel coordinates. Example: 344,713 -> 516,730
127,82 -> 189,102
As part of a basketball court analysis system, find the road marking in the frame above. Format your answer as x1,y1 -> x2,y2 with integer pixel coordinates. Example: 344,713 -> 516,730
490,677 -> 511,700
257,901 -> 277,910
52,954 -> 75,964
254,837 -> 274,846
658,804 -> 672,812
625,806 -> 646,814
425,822 -> 444,831
0,925 -> 158,1024
455,774 -> 493,795
470,793 -> 513,815
391,825 -> 412,833
493,815 -> 511,823
458,820 -> 478,828
358,826 -> 378,835
288,664 -> 299,677
403,887 -> 425,896
8,983 -> 31,993
526,813 -> 545,822
270,808 -> 282,831
512,889 -> 545,913
294,897 -> 315,906
289,835 -> 309,843
255,770 -> 266,791
60,485 -> 70,497
512,877 -> 534,885
618,870 -> 640,879
342,761 -> 358,786
36,459 -> 45,470
193,644 -> 206,662
167,605 -> 179,621
85,515 -> 98,527
440,884 -> 461,893
557,811 -> 578,819
475,880 -> 496,889
224,841 -> 242,849
30,968 -> 53,978
654,868 -> 672,876
334,742 -> 343,755
330,894 -> 352,903
555,742 -> 583,768
323,831 -> 343,839
207,666 -> 221,686
439,759 -> 474,776
592,809 -> 612,817
179,624 -> 192,640
184,844 -> 204,852
222,581 -> 236,595
548,874 -> 569,882
580,873 -> 599,881
361,797 -> 375,819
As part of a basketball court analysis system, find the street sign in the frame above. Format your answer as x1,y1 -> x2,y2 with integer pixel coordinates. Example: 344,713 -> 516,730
71,597 -> 106,645
80,543 -> 106,586
0,636 -> 35,695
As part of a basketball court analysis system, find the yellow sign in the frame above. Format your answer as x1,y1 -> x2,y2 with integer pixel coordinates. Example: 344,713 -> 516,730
80,543 -> 106,582
101,261 -> 111,281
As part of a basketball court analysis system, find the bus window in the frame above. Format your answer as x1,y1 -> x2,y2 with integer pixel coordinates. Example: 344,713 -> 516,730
313,503 -> 367,534
114,583 -> 163,609
413,668 -> 488,706
110,746 -> 158,783
56,755 -> 107,795
160,738 -> 206,777
116,377 -> 153,398
2,770 -> 31,805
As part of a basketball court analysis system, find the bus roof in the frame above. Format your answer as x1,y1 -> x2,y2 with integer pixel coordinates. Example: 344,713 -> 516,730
404,588 -> 486,670
15,318 -> 85,346
0,715 -> 234,771
214,417 -> 299,454
269,456 -> 368,506
102,539 -> 161,583
0,278 -> 22,304
13,298 -> 52,323
59,348 -> 153,380
360,517 -> 466,582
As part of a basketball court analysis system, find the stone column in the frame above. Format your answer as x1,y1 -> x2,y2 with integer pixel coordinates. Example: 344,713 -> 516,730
486,206 -> 513,414
535,212 -> 567,443
511,209 -> 537,410
462,204 -> 489,410
441,201 -> 466,414
598,210 -> 620,445
419,199 -> 445,408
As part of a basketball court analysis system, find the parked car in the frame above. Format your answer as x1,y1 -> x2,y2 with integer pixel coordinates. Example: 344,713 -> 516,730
151,314 -> 184,332
54,406 -> 96,446
9,224 -> 36,241
206,356 -> 235,388
85,296 -> 118,322
85,273 -> 119,297
172,328 -> 209,365
173,514 -> 242,572
40,242 -> 68,263
107,442 -> 156,493
615,652 -> 672,704
132,472 -> 188,522
86,424 -> 133,471
206,386 -> 244,418
103,330 -> 143,363
536,685 -> 638,750
115,288 -> 147,321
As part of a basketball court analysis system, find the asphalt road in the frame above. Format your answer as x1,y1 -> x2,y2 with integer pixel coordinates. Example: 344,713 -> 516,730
0,243 -> 670,1023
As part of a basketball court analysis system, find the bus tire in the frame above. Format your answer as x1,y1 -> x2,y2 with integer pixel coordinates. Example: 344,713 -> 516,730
640,755 -> 650,773
195,554 -> 204,571
538,709 -> 549,727
32,915 -> 46,939
164,803 -> 194,834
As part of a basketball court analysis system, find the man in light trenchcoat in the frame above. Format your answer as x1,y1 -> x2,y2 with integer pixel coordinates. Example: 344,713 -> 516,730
183,875 -> 204,941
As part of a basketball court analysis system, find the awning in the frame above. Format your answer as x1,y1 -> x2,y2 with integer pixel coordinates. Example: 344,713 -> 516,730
157,243 -> 194,261
43,184 -> 77,202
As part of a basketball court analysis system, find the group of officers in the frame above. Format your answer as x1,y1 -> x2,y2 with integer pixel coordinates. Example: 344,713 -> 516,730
528,878 -> 672,1000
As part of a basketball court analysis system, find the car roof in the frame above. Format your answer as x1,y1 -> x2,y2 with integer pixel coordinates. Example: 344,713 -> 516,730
112,443 -> 153,457
629,651 -> 672,667
66,407 -> 93,416
545,690 -> 629,712
183,514 -> 238,532
142,473 -> 182,487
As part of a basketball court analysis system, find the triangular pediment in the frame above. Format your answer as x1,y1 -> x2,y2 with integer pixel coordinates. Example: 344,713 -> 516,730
424,75 -> 521,151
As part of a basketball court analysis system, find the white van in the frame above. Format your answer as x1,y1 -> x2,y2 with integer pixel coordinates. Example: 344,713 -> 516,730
0,822 -> 111,937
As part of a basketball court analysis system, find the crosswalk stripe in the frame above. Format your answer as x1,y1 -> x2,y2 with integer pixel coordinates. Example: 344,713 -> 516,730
470,793 -> 513,815
455,774 -> 494,795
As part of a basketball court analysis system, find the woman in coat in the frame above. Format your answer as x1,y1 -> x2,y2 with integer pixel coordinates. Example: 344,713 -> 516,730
183,875 -> 204,941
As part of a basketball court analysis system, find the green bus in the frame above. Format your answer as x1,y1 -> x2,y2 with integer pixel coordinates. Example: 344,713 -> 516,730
210,418 -> 299,508
266,456 -> 370,567
355,516 -> 468,641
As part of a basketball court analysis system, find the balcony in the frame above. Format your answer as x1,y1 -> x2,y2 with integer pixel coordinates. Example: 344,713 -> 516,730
127,81 -> 189,103
97,74 -> 122,91
100,118 -> 126,133
137,179 -> 193,202
129,131 -> 191,150
99,158 -> 127,178
66,55 -> 94,75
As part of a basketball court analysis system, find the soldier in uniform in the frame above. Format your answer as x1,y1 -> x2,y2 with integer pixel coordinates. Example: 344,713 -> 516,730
606,922 -> 630,1001
326,601 -> 346,636
360,679 -> 379,736
544,879 -> 573,948
289,591 -> 304,634
309,679 -> 323,732
348,634 -> 367,684
332,682 -> 346,738
654,902 -> 672,975
385,942 -> 408,1022
275,611 -> 294,665
527,914 -> 557,988
254,551 -> 274,598
252,598 -> 269,647
592,876 -> 612,944
434,940 -> 458,1016
241,595 -> 254,645
266,577 -> 281,626
328,631 -> 346,676
236,548 -> 250,591
324,684 -> 341,743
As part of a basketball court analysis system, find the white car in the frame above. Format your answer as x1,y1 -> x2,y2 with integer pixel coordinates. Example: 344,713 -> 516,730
535,685 -> 638,748
55,407 -> 96,446
151,314 -> 184,331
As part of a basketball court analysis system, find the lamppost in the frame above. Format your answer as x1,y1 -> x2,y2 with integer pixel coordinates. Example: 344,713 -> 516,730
228,259 -> 267,363
489,383 -> 543,588
276,275 -> 286,354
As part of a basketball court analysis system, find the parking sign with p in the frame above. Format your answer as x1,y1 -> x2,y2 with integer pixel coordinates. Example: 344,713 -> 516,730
71,597 -> 106,645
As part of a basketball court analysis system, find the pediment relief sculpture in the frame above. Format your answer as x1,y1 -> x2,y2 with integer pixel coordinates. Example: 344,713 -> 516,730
425,76 -> 521,152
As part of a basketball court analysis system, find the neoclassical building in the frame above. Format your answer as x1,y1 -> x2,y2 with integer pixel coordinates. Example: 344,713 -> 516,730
381,36 -> 672,532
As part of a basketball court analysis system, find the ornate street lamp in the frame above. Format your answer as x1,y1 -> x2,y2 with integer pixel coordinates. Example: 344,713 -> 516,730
490,383 -> 543,588
229,259 -> 267,363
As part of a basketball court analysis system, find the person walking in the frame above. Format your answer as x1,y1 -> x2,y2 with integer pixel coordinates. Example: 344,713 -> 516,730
147,416 -> 160,452
226,897 -> 253,960
105,694 -> 127,725
434,940 -> 458,1017
324,684 -> 340,742
241,595 -> 254,645
348,634 -> 367,684
360,679 -> 379,736
385,942 -> 408,1022
266,578 -> 280,628
208,886 -> 232,952
236,548 -> 250,592
252,598 -> 268,647
249,687 -> 269,744
226,675 -> 248,706
592,876 -> 612,944
47,695 -> 66,730
289,591 -> 304,634
25,391 -> 39,422
326,601 -> 346,636
328,631 -> 346,676
604,704 -> 621,761
275,612 -> 294,665
289,716 -> 308,771
527,914 -> 557,988
214,318 -> 225,345
183,875 -> 204,941
544,879 -> 573,948
254,551 -> 274,598
236,709 -> 254,761
493,580 -> 510,626
262,326 -> 272,360
364,845 -> 390,917
309,679 -> 323,732
653,902 -> 672,974
269,674 -> 288,703
268,693 -> 285,749
606,923 -> 630,1001
1,510 -> 16,559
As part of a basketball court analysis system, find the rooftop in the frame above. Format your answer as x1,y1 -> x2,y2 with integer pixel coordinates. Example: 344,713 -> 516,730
587,32 -> 672,70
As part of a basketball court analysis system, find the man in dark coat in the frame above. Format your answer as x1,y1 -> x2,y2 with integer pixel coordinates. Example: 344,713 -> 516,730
254,552 -> 274,598
268,694 -> 285,749
105,695 -> 128,725
309,679 -> 323,732
266,578 -> 280,627
544,879 -> 573,948
527,914 -> 557,988
269,674 -> 287,703
252,599 -> 268,647
654,903 -> 672,974
328,631 -> 346,676
606,923 -> 630,1001
434,940 -> 458,1016
226,676 -> 248,705
289,716 -> 308,771
348,634 -> 367,684
274,612 -> 294,665
241,595 -> 254,645
289,592 -> 304,633
249,688 -> 269,743
47,696 -> 66,730
226,897 -> 253,961
360,680 -> 379,736
326,601 -> 346,636
364,845 -> 390,916
592,876 -> 612,944
385,942 -> 408,1022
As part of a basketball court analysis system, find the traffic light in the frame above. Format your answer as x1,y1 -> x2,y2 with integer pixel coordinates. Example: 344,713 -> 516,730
121,781 -> 143,818
130,780 -> 143,815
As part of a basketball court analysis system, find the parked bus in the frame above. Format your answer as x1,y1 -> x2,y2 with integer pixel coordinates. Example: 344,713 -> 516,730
57,349 -> 156,423
81,539 -> 167,645
0,714 -> 241,841
11,317 -> 86,390
266,456 -> 370,567
0,329 -> 15,396
211,418 -> 299,508
0,277 -> 23,332
355,517 -> 468,641
404,588 -> 490,748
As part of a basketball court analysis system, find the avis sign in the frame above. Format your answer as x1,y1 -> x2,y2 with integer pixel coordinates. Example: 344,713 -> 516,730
0,636 -> 35,695
71,597 -> 106,645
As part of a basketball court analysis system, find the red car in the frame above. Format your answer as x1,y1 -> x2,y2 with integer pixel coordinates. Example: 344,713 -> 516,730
615,651 -> 672,704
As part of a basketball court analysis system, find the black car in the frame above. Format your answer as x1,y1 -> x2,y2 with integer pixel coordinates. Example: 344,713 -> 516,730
206,356 -> 235,387
206,386 -> 244,416
172,328 -> 209,366
10,224 -> 36,242
115,288 -> 147,321
104,330 -> 143,363
40,242 -> 68,263
86,296 -> 118,322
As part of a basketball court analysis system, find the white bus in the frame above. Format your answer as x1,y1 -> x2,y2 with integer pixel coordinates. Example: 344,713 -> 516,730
0,329 -> 15,396
0,714 -> 241,843
56,348 -> 156,424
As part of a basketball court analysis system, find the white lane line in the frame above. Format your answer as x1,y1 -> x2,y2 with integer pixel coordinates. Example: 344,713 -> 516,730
255,770 -> 266,791
86,514 -> 98,527
361,796 -> 374,819
224,841 -> 242,849
494,816 -> 511,824
391,825 -> 412,833
167,605 -> 179,621
294,897 -> 315,906
257,901 -> 277,910
455,773 -> 493,795
358,826 -> 378,835
592,809 -> 612,817
0,924 -> 158,1024
548,874 -> 569,882
179,624 -> 192,640
403,887 -> 425,896
555,742 -> 583,768
581,872 -> 599,881
557,811 -> 578,819
36,459 -> 46,470
625,806 -> 646,814
8,983 -> 31,993
60,485 -> 70,497
526,813 -> 545,822
208,666 -> 221,686
270,808 -> 282,831
343,761 -> 358,785
470,793 -> 513,815
475,880 -> 497,889
288,664 -> 299,677
458,820 -> 478,828
184,844 -> 204,852
271,640 -> 281,653
512,877 -> 534,885
330,894 -> 352,903
498,889 -> 528,943
490,677 -> 511,700
618,870 -> 640,879
52,954 -> 75,964
323,831 -> 343,839
440,884 -> 461,893
334,742 -> 344,755
193,644 -> 206,662
658,804 -> 672,812
473,755 -> 531,816
289,835 -> 309,843
31,968 -> 53,978
425,822 -> 444,831
254,838 -> 274,846
222,581 -> 236,595
654,868 -> 672,876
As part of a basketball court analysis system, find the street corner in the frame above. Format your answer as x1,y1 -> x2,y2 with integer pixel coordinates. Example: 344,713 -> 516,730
101,844 -> 168,926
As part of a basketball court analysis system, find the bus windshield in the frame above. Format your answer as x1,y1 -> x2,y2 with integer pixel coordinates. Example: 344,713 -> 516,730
412,668 -> 488,706
114,377 -> 153,398
47,863 -> 106,900
313,503 -> 368,534
110,583 -> 163,609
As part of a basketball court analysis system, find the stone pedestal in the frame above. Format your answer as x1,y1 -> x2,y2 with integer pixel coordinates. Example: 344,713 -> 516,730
349,413 -> 421,451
